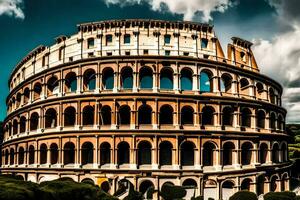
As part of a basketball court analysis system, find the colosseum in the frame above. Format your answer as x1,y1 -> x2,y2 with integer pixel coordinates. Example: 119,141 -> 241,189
1,19 -> 292,200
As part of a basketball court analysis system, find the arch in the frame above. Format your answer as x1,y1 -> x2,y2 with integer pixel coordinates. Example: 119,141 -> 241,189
181,106 -> 194,125
159,141 -> 173,166
160,67 -> 173,89
64,106 -> 76,126
240,78 -> 249,88
47,76 -> 59,96
18,147 -> 25,165
281,143 -> 288,162
270,112 -> 276,130
138,104 -> 152,125
281,173 -> 289,191
200,70 -> 213,92
16,93 -> 21,108
241,108 -> 252,127
139,66 -> 153,89
256,175 -> 266,195
222,107 -> 233,126
241,178 -> 252,191
159,105 -> 173,125
259,143 -> 268,164
83,69 -> 96,91
81,142 -> 94,165
117,142 -> 130,165
33,82 -> 42,100
20,116 -> 26,133
182,179 -> 197,187
40,143 -> 47,165
223,142 -> 235,166
180,68 -> 193,91
82,105 -> 94,125
256,82 -> 264,94
4,149 -> 9,165
118,105 -> 131,125
138,141 -> 152,166
23,87 -> 30,104
203,142 -> 217,166
100,105 -> 111,125
63,142 -> 75,165
9,148 -> 14,165
269,88 -> 276,104
277,115 -> 284,130
222,181 -> 235,200
45,108 -> 57,128
81,178 -> 95,185
202,106 -> 215,125
272,143 -> 280,163
121,67 -> 133,89
65,72 -> 77,92
270,175 -> 279,192
30,112 -> 39,131
139,180 -> 154,195
241,142 -> 253,165
180,141 -> 195,166
256,110 -> 266,129
50,143 -> 58,165
100,142 -> 111,165
220,73 -> 232,93
13,119 -> 18,135
102,67 -> 114,90
28,145 -> 35,165
101,181 -> 110,193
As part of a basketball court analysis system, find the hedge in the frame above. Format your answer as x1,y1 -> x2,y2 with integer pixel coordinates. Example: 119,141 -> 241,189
229,191 -> 258,200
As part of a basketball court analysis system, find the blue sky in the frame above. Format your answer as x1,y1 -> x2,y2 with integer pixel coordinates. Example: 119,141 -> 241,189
0,0 -> 300,123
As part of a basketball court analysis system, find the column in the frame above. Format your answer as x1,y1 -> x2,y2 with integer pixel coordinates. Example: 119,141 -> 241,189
76,136 -> 80,168
152,136 -> 158,169
130,136 -> 137,169
94,136 -> 98,168
173,135 -> 180,169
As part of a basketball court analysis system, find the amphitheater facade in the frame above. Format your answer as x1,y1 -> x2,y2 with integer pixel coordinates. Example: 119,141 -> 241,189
1,19 -> 292,200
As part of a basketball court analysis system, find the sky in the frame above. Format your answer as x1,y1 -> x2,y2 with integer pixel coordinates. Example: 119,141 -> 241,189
0,0 -> 299,123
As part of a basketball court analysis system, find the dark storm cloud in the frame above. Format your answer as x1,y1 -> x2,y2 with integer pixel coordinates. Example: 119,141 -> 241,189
268,0 -> 300,25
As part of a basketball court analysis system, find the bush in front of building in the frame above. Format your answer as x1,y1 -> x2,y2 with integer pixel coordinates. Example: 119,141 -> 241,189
264,191 -> 297,200
159,183 -> 187,200
191,196 -> 204,200
229,191 -> 258,200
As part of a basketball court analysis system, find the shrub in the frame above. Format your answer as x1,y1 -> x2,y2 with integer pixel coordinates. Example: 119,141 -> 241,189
191,196 -> 204,200
264,192 -> 296,200
159,183 -> 187,200
229,191 -> 258,200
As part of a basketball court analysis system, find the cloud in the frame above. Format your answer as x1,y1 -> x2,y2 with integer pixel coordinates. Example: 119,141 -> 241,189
253,0 -> 300,123
0,0 -> 24,19
103,0 -> 236,22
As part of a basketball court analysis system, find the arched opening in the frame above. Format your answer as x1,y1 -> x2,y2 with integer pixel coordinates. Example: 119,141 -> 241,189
272,143 -> 280,163
281,174 -> 288,191
241,108 -> 252,127
260,143 -> 268,164
138,104 -> 152,125
256,82 -> 264,94
222,107 -> 233,126
277,115 -> 284,131
4,149 -> 9,165
139,66 -> 153,89
256,110 -> 266,129
200,70 -> 213,93
223,142 -> 235,166
204,180 -> 218,200
50,143 -> 58,165
220,74 -> 232,93
182,179 -> 197,187
121,67 -> 133,89
100,142 -> 111,166
181,141 -> 195,166
102,67 -> 114,90
281,143 -> 288,162
160,68 -> 173,89
222,181 -> 235,200
241,142 -> 253,165
64,106 -> 76,126
16,93 -> 21,108
28,145 -> 35,165
118,105 -> 131,125
180,68 -> 193,91
65,72 -> 77,92
23,88 -> 30,104
202,106 -> 215,125
101,181 -> 110,193
159,105 -> 173,125
45,108 -> 57,128
30,112 -> 39,131
139,180 -> 154,195
64,142 -> 75,165
100,105 -> 111,125
81,142 -> 94,165
20,116 -> 26,133
270,176 -> 278,192
83,69 -> 96,91
269,88 -> 276,104
18,147 -> 24,165
240,78 -> 249,88
138,141 -> 152,166
181,106 -> 194,125
203,142 -> 217,166
47,76 -> 59,96
257,176 -> 265,195
13,119 -> 18,135
270,112 -> 276,130
159,141 -> 172,166
40,144 -> 47,165
241,179 -> 252,191
81,178 -> 95,185
82,106 -> 94,125
9,148 -> 14,165
117,142 -> 130,165
33,82 -> 42,100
